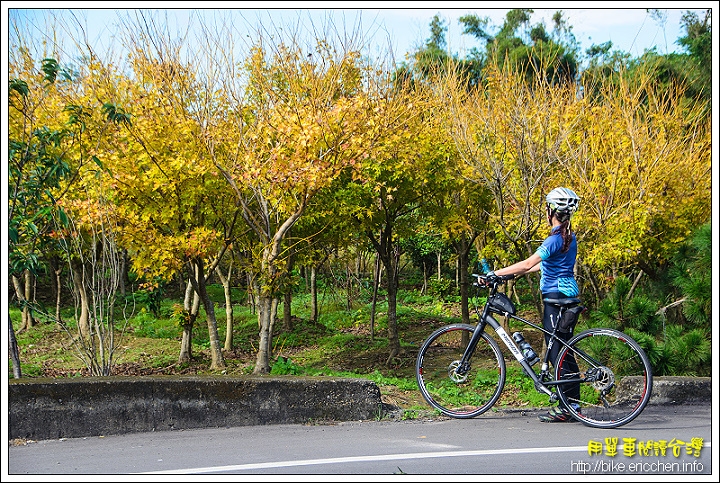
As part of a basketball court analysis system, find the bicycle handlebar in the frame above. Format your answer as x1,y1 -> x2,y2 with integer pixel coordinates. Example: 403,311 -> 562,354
472,273 -> 515,287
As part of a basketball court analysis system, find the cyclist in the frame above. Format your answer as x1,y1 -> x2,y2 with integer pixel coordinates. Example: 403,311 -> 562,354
485,187 -> 582,422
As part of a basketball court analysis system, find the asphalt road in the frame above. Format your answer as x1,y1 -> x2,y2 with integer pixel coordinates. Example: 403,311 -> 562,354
7,404 -> 715,477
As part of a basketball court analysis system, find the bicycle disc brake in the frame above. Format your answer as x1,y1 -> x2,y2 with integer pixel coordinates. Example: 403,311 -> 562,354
448,360 -> 470,383
586,366 -> 616,392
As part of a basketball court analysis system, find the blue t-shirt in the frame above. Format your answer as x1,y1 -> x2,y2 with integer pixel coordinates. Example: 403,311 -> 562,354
535,227 -> 579,296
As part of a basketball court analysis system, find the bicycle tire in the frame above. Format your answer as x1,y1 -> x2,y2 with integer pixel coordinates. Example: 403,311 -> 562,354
416,324 -> 506,418
555,328 -> 653,429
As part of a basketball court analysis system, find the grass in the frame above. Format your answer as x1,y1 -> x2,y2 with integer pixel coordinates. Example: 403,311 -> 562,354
9,284 -> 553,413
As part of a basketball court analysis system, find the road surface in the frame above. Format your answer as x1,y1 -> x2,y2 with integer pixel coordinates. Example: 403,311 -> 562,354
7,404 -> 715,477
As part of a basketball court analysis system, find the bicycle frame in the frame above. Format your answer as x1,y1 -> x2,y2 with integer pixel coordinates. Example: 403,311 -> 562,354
461,277 -> 581,403
416,273 -> 653,428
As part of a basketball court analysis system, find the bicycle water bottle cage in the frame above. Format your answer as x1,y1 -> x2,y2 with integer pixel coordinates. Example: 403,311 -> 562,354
543,297 -> 581,307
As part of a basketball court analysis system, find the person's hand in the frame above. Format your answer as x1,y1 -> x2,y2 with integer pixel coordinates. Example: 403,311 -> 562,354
472,274 -> 489,287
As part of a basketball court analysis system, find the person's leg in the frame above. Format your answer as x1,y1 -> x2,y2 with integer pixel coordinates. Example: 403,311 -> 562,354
543,298 -> 562,365
553,328 -> 580,403
538,294 -> 579,422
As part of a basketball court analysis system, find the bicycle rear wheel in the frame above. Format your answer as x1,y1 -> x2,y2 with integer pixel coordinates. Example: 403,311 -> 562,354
416,324 -> 505,418
555,328 -> 653,429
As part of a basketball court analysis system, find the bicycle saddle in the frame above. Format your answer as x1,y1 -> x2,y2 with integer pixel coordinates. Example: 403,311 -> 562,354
543,297 -> 581,307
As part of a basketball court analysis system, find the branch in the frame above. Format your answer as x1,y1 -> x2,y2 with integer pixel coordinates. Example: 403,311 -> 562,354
655,297 -> 687,316
627,270 -> 643,300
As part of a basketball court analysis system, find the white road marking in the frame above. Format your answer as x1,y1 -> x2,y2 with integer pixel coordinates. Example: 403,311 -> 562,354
142,445 -> 591,474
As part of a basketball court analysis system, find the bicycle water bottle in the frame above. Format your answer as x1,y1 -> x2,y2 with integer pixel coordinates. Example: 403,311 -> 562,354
512,332 -> 540,366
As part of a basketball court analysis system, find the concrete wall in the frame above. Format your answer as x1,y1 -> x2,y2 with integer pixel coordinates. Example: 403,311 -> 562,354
8,375 -> 385,441
8,375 -> 710,441
646,376 -> 712,405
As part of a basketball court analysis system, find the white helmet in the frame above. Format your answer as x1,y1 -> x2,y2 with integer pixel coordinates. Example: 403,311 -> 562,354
546,187 -> 580,214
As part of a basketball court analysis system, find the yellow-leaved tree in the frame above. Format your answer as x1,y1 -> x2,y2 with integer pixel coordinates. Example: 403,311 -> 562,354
334,78 -> 448,362
446,54 -> 711,305
445,57 -> 584,312
10,15 -> 140,376
209,27 -> 381,373
90,13 -> 246,370
564,67 -> 711,298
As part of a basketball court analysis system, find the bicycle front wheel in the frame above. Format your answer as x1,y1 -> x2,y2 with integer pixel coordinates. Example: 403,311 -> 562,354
555,328 -> 653,429
416,324 -> 506,418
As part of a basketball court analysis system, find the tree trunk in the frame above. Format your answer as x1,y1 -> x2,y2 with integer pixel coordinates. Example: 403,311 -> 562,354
11,274 -> 28,332
214,264 -> 235,352
421,260 -> 427,295
437,251 -> 442,280
179,272 -> 199,363
192,258 -> 226,370
24,270 -> 35,329
454,236 -> 472,326
270,297 -> 279,342
310,265 -> 318,322
370,254 -> 382,341
9,318 -> 22,378
282,249 -> 295,331
237,196 -> 303,374
383,248 -> 401,364
246,271 -> 257,315
283,291 -> 292,331
627,270 -> 644,300
254,239 -> 282,374
455,257 -> 459,290
367,225 -> 401,363
47,256 -> 63,325
70,260 -> 90,339
12,270 -> 36,331
455,234 -> 479,348
178,323 -> 194,363
254,294 -> 274,373
54,265 -> 62,326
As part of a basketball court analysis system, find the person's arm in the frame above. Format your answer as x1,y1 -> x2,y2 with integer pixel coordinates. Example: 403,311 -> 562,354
493,253 -> 542,277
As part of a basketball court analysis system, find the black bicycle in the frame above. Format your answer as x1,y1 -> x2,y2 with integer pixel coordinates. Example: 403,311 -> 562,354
415,273 -> 653,429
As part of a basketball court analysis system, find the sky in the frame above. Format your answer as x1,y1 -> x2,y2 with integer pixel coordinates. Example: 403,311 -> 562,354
3,2 -> 715,64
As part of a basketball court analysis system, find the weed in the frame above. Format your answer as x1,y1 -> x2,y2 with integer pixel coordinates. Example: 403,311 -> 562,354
9,285 -> 551,411
270,356 -> 304,375
401,409 -> 418,420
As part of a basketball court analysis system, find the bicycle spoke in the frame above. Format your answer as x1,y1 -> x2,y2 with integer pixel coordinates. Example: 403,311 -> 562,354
416,325 -> 505,418
555,328 -> 653,428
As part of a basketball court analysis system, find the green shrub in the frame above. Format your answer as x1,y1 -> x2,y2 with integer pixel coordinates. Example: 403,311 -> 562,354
270,356 -> 304,375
